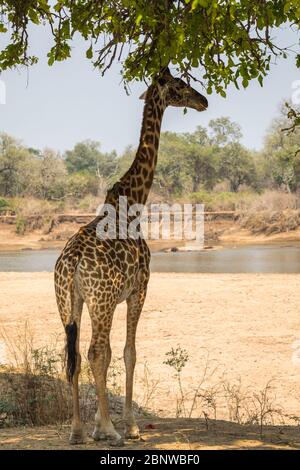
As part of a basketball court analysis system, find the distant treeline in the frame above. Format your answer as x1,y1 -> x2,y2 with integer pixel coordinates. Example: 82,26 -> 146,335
1,109 -> 300,206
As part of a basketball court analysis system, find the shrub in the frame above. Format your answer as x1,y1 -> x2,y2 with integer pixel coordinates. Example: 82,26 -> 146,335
77,195 -> 100,212
247,190 -> 299,212
0,198 -> 11,210
0,325 -> 145,427
67,172 -> 99,198
15,216 -> 27,235
189,191 -> 255,212
241,209 -> 300,235
189,191 -> 214,207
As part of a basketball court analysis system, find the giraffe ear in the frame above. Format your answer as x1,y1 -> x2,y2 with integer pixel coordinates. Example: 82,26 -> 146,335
162,66 -> 171,77
139,90 -> 147,100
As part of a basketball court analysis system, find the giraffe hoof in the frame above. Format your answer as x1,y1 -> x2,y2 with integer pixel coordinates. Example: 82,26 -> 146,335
109,437 -> 125,447
125,432 -> 140,440
92,429 -> 123,446
125,426 -> 140,440
92,429 -> 107,441
69,429 -> 86,445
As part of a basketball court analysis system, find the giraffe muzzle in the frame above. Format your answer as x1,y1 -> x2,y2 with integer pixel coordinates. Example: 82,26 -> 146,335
192,92 -> 208,112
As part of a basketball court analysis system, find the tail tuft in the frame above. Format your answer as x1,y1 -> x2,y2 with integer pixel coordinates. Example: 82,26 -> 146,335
65,322 -> 77,383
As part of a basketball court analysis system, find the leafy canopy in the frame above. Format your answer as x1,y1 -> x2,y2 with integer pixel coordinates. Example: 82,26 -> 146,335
0,1 -> 299,95
263,103 -> 300,192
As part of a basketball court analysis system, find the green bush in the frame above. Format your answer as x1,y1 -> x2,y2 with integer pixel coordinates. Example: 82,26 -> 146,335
214,192 -> 239,211
189,191 -> 255,212
67,172 -> 99,198
189,190 -> 214,206
15,216 -> 27,235
0,198 -> 11,210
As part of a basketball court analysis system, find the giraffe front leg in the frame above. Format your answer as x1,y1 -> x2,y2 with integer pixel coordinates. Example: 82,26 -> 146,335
124,342 -> 140,439
124,285 -> 147,439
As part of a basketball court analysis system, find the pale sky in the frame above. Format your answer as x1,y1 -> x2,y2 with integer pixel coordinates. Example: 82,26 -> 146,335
0,25 -> 299,155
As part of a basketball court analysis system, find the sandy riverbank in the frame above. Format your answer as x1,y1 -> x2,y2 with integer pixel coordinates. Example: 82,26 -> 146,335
1,272 -> 300,449
1,272 -> 300,415
1,220 -> 300,252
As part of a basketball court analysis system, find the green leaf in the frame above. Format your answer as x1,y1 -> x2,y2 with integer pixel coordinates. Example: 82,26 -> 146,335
136,14 -> 143,26
86,45 -> 93,59
232,79 -> 239,90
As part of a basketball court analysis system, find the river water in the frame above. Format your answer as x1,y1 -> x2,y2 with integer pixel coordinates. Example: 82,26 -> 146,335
0,243 -> 300,273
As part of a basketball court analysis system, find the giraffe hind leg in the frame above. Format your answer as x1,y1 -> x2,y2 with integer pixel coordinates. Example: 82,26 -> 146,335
68,294 -> 85,444
56,281 -> 85,445
88,301 -> 123,446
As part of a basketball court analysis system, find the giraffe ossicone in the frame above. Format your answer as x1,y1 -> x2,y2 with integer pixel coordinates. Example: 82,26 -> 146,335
54,67 -> 208,445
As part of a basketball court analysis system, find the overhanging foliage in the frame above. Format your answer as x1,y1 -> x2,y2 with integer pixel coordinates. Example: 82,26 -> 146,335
0,1 -> 299,95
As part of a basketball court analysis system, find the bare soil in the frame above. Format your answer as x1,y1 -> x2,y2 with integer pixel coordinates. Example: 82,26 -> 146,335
1,418 -> 300,450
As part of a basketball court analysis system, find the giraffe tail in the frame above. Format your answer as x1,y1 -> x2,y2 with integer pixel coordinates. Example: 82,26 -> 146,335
65,321 -> 77,383
64,253 -> 80,384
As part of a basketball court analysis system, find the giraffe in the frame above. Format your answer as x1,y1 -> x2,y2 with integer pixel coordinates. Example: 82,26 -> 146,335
54,67 -> 208,445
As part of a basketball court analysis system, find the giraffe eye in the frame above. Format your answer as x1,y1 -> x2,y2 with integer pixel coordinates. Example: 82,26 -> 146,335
170,90 -> 180,100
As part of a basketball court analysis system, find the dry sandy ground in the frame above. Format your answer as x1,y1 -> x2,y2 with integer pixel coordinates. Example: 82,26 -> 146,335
1,418 -> 300,450
0,272 -> 300,449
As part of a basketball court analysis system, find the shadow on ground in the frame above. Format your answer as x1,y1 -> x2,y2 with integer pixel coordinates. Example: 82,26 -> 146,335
1,417 -> 300,450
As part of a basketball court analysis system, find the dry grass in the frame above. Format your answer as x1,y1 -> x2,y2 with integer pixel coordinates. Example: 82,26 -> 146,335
0,326 -> 299,439
3,190 -> 300,238
247,190 -> 300,212
237,191 -> 300,235
0,326 -> 71,426
0,325 -> 147,428
162,347 -> 291,438
240,209 -> 300,235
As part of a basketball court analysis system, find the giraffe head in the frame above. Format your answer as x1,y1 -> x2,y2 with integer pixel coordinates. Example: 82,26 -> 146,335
140,67 -> 208,112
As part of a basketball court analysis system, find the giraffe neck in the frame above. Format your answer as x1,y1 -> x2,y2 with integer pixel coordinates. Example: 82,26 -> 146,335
106,85 -> 166,207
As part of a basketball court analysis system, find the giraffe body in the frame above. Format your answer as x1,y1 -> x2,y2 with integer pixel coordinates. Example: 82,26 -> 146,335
54,68 -> 208,445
